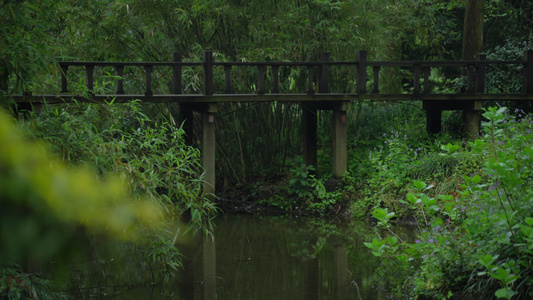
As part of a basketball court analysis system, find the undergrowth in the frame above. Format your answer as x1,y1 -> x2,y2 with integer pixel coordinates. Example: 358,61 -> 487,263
365,106 -> 533,299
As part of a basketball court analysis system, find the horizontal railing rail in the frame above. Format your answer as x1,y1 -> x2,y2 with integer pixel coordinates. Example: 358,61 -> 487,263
10,50 -> 533,101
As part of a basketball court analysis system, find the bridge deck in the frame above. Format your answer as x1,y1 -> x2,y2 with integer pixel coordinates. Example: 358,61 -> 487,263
12,93 -> 533,104
7,50 -> 533,196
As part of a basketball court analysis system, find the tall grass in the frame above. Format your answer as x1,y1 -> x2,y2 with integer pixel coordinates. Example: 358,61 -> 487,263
23,100 -> 216,233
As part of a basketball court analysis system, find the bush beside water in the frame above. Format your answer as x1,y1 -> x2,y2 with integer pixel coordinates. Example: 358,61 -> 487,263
0,101 -> 217,298
364,107 -> 533,299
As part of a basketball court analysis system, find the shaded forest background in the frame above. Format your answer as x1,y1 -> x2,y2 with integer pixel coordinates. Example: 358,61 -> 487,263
2,0 -> 533,189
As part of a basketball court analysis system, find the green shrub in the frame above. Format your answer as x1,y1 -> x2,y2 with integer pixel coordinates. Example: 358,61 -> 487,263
24,100 -> 217,233
365,106 -> 533,299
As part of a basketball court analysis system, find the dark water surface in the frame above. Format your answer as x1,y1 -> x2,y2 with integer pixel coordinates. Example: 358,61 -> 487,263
72,214 -> 400,299
175,214 -> 392,300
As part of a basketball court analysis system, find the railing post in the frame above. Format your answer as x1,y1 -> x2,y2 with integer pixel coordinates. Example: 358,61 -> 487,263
306,66 -> 314,95
86,65 -> 94,94
116,66 -> 125,94
475,54 -> 486,93
204,51 -> 214,95
372,66 -> 380,93
422,66 -> 430,94
173,52 -> 182,94
257,65 -> 265,94
524,50 -> 533,93
60,64 -> 68,93
413,63 -> 421,94
144,65 -> 153,96
272,65 -> 280,93
224,65 -> 232,94
356,50 -> 367,94
319,52 -> 329,93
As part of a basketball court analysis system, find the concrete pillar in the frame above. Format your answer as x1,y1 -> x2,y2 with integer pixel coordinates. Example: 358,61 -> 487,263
423,101 -> 442,134
426,109 -> 442,135
202,104 -> 217,196
302,103 -> 318,171
332,101 -> 350,178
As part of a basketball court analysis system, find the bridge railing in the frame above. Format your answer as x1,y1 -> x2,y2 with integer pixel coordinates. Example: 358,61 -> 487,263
53,50 -> 533,99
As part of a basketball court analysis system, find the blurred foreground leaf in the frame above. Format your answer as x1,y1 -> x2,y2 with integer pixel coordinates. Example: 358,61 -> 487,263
0,108 -> 162,265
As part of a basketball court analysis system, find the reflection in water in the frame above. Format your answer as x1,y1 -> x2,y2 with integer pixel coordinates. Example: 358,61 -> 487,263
69,214 -> 408,299
177,214 -> 394,300
202,236 -> 216,300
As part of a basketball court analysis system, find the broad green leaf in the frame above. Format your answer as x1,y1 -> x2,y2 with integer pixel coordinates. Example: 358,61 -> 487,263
413,180 -> 426,190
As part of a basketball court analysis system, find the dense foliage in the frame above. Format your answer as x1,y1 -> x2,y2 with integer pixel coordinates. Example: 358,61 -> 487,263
1,0 -> 533,298
365,107 -> 533,299
24,100 -> 216,232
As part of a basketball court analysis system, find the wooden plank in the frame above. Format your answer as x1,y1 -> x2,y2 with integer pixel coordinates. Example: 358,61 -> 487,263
116,66 -> 125,94
11,93 -> 533,105
144,65 -> 153,96
86,65 -> 94,93
204,51 -> 213,95
307,66 -> 314,95
319,53 -> 329,93
372,66 -> 380,93
58,61 -> 202,67
257,65 -> 265,94
272,65 -> 280,94
55,59 -> 523,68
356,51 -> 367,94
422,67 -> 430,94
224,65 -> 232,94
413,64 -> 421,94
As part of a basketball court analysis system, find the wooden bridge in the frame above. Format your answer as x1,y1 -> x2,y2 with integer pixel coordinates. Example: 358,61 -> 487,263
11,50 -> 533,195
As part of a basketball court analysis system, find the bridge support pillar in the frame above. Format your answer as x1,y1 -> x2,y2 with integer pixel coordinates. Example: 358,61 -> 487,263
332,101 -> 350,178
302,103 -> 318,171
201,104 -> 217,198
424,101 -> 442,134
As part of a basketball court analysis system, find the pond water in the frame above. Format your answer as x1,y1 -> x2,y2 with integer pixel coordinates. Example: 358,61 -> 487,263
175,214 -> 392,300
70,213 -> 407,299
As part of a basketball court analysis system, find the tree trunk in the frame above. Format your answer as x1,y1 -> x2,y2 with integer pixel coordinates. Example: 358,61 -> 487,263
462,0 -> 485,60
462,0 -> 485,140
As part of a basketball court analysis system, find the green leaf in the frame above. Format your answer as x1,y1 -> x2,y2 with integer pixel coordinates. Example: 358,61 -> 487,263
406,192 -> 419,204
495,288 -> 516,299
413,180 -> 426,190
478,254 -> 497,269
470,175 -> 482,184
